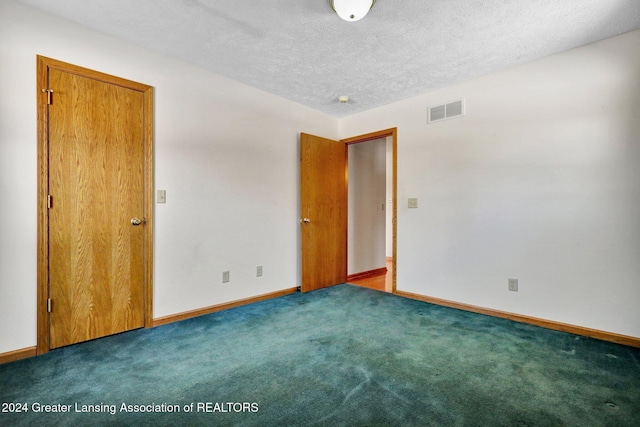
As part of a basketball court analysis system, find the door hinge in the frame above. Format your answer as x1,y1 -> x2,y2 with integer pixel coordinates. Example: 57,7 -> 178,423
47,195 -> 53,209
47,298 -> 53,313
42,89 -> 54,105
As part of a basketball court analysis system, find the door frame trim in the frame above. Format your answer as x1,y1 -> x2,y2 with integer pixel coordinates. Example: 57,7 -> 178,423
342,128 -> 397,293
36,56 -> 154,354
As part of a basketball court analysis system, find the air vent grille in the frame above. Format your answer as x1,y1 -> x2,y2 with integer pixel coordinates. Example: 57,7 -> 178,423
427,99 -> 465,123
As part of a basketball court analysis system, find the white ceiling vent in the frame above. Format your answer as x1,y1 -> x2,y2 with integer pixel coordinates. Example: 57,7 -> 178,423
427,99 -> 465,124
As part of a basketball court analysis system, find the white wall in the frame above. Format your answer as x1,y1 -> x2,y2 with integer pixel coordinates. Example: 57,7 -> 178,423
340,29 -> 640,338
385,137 -> 393,258
0,1 -> 338,354
348,138 -> 386,275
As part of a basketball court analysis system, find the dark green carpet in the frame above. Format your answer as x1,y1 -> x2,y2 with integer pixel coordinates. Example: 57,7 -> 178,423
1,285 -> 638,426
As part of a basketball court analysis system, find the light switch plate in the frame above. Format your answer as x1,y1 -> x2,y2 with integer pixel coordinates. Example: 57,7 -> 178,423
157,189 -> 166,204
408,198 -> 418,208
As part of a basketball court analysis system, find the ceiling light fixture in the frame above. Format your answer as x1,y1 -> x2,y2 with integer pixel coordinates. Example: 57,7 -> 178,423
330,0 -> 376,22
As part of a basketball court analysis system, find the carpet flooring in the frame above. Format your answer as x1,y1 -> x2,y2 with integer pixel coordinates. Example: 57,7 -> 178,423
1,284 -> 639,426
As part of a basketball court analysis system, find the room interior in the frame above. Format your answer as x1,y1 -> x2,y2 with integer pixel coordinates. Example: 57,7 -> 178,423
1,0 -> 639,364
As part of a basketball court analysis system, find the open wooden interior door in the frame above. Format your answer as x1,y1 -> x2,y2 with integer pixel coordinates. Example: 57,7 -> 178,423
300,133 -> 347,292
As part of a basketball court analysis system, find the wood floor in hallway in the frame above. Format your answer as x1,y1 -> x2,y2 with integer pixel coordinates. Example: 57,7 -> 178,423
348,258 -> 393,293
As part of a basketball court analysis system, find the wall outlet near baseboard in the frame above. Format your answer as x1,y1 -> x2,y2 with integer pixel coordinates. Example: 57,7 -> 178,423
508,278 -> 518,292
222,271 -> 230,283
257,266 -> 263,277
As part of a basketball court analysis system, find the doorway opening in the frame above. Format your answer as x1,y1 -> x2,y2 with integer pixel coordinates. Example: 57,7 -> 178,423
344,129 -> 397,293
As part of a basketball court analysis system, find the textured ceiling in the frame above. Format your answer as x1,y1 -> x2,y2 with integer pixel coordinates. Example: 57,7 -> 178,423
17,0 -> 640,117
